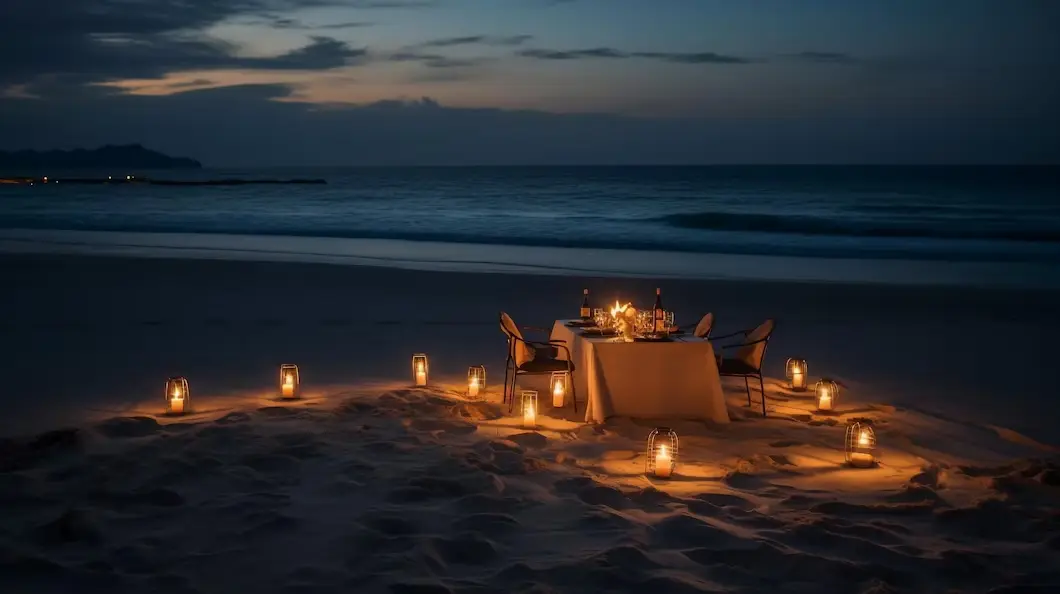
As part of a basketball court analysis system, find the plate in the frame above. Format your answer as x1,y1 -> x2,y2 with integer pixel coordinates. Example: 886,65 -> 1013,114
581,327 -> 616,336
565,320 -> 597,328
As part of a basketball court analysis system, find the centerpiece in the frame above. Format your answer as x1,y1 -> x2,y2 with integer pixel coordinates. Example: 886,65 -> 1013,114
610,301 -> 637,341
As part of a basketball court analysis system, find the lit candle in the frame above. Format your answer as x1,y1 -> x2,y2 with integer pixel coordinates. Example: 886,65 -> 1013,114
416,363 -> 426,386
849,431 -> 875,467
523,402 -> 536,428
282,373 -> 295,397
654,444 -> 672,478
468,375 -> 479,397
818,386 -> 832,411
170,387 -> 185,414
792,365 -> 805,390
552,378 -> 565,408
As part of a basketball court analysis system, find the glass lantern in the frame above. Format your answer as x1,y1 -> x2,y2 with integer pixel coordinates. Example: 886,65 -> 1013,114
165,377 -> 190,415
550,371 -> 569,408
520,390 -> 538,429
645,427 -> 678,479
786,358 -> 808,391
412,354 -> 429,387
845,420 -> 878,468
280,364 -> 300,399
815,378 -> 839,412
467,365 -> 486,398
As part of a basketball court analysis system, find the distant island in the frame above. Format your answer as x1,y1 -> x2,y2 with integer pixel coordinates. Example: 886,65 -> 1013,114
0,144 -> 202,171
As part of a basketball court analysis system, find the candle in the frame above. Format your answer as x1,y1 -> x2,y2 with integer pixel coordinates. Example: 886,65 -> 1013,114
654,444 -> 672,478
818,387 -> 832,411
849,431 -> 875,467
792,366 -> 805,390
523,403 -> 536,428
416,363 -> 426,386
552,378 -> 564,408
170,389 -> 185,414
468,376 -> 479,397
282,373 -> 295,397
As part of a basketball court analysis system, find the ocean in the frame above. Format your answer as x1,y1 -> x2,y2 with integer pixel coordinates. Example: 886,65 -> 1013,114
2,165 -> 1059,287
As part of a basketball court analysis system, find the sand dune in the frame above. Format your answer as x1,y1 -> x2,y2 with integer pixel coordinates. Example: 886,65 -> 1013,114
2,379 -> 1058,593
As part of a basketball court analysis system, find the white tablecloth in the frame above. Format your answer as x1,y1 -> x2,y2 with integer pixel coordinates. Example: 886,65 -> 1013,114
550,320 -> 729,424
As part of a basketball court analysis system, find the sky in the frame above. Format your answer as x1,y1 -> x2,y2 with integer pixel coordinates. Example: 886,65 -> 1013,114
0,0 -> 1057,165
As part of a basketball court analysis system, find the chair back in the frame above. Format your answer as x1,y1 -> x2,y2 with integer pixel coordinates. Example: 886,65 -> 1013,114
693,313 -> 715,338
734,319 -> 775,370
499,312 -> 535,366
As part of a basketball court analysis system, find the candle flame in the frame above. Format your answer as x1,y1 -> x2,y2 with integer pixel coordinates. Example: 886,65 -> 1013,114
470,376 -> 479,388
657,444 -> 669,458
609,301 -> 631,318
172,387 -> 182,399
553,379 -> 563,395
284,373 -> 293,386
417,362 -> 424,373
858,431 -> 870,446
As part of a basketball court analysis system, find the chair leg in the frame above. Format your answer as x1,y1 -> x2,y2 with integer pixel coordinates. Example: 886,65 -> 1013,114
759,375 -> 767,417
744,377 -> 751,407
502,361 -> 511,404
508,371 -> 519,413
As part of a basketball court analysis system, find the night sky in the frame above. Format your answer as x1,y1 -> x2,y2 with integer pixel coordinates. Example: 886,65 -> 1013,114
1,0 -> 1057,165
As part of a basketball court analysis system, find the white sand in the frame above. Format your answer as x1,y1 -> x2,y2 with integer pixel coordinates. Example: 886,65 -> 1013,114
1,254 -> 1058,592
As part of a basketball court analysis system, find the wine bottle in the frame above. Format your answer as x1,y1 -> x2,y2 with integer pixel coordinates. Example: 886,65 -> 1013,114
580,288 -> 591,319
653,288 -> 666,333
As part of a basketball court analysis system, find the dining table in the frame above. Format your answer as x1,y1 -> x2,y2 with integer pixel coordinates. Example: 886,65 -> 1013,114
549,319 -> 730,424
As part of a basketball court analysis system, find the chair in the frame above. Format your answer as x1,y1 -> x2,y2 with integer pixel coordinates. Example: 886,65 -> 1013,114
499,312 -> 577,413
679,312 -> 714,339
711,319 -> 776,417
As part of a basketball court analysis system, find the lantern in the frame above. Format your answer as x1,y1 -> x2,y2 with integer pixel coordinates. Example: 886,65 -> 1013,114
550,371 -> 569,408
815,378 -> 838,411
645,427 -> 678,479
280,364 -> 300,398
412,354 -> 429,386
467,365 -> 486,397
520,390 -> 538,429
165,377 -> 190,415
845,421 -> 878,468
786,358 -> 807,391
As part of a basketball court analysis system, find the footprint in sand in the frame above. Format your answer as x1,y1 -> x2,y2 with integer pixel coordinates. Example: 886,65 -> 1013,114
94,417 -> 162,439
768,440 -> 803,448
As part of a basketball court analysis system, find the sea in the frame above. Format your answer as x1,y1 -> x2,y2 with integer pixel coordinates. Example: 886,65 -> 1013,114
2,165 -> 1059,288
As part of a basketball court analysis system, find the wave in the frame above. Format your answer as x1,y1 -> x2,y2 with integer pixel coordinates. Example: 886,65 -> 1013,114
658,211 -> 1060,243
2,220 -> 1059,265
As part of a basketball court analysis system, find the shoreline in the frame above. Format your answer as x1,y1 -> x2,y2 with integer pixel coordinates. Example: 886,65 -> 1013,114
3,228 -> 1060,289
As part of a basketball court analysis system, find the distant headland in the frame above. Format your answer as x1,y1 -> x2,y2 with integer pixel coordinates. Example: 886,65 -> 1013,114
0,144 -> 202,171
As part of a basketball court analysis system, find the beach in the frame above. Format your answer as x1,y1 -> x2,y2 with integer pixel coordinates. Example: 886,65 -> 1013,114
1,252 -> 1058,592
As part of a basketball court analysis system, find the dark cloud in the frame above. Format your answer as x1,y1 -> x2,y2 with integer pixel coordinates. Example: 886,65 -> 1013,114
389,52 -> 482,68
269,18 -> 375,30
517,48 -> 750,64
2,83 -> 1055,166
787,51 -> 858,64
417,35 -> 533,48
0,0 -> 363,88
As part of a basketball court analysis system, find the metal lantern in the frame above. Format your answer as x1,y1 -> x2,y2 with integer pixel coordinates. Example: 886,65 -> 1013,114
550,371 -> 569,408
412,354 -> 429,387
165,377 -> 190,415
467,365 -> 486,397
815,377 -> 839,412
520,390 -> 538,429
786,358 -> 808,391
645,427 -> 679,479
845,420 -> 878,468
280,364 -> 300,399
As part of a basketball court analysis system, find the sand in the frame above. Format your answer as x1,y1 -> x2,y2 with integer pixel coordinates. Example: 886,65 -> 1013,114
1,253 -> 1059,593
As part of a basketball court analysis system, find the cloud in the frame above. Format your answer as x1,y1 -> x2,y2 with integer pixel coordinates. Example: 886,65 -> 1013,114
0,0 -> 362,89
2,83 -> 1055,166
786,51 -> 858,64
389,52 -> 483,68
269,18 -> 375,30
517,47 -> 750,64
417,35 -> 533,48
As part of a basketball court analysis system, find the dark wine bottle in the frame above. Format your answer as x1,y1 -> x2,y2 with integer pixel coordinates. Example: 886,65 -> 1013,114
653,288 -> 666,333
580,288 -> 591,319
